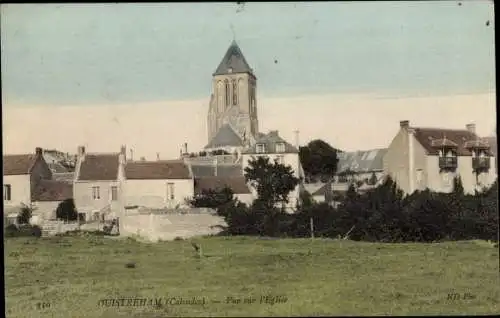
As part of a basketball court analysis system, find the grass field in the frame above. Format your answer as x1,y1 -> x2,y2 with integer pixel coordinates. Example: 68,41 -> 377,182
4,235 -> 500,317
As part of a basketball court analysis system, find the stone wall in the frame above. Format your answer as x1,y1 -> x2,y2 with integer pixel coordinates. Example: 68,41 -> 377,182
120,208 -> 226,242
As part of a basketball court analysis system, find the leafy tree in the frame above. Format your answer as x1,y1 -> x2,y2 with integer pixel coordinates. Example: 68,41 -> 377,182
17,206 -> 32,224
244,156 -> 300,210
56,199 -> 78,221
189,186 -> 234,210
299,139 -> 340,182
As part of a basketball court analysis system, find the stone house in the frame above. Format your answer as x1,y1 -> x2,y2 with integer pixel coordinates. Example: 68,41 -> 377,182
3,147 -> 52,209
124,159 -> 194,209
241,130 -> 304,211
384,121 -> 497,195
73,146 -> 125,221
31,180 -> 73,222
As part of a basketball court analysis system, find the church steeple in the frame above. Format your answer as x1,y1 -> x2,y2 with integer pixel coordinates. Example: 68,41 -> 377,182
207,40 -> 259,149
213,40 -> 254,76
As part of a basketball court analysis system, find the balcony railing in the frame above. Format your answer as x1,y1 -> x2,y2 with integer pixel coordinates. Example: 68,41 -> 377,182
472,157 -> 490,171
439,156 -> 457,170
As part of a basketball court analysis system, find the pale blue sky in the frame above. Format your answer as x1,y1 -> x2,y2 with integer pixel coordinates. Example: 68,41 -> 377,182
1,1 -> 495,106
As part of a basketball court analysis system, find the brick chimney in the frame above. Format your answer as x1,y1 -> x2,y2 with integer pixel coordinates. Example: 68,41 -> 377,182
77,145 -> 85,157
35,147 -> 43,156
466,123 -> 476,135
400,120 -> 410,129
156,153 -> 160,161
119,145 -> 126,165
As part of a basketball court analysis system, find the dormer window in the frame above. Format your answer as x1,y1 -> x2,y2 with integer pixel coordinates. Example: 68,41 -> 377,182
256,143 -> 266,154
276,142 -> 285,153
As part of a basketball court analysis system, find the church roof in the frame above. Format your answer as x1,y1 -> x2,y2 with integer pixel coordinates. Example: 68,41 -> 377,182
205,124 -> 244,149
213,40 -> 254,76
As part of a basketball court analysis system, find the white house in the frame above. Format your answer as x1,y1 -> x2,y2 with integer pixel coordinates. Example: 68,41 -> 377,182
124,159 -> 194,209
3,147 -> 52,209
241,130 -> 304,212
73,145 -> 125,221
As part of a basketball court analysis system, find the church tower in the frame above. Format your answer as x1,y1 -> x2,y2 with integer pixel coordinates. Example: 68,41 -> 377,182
206,40 -> 259,149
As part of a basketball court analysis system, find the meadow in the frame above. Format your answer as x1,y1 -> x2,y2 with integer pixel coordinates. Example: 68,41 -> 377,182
4,235 -> 500,317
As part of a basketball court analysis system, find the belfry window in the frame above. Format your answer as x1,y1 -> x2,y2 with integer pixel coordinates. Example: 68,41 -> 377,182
232,79 -> 238,105
225,79 -> 230,107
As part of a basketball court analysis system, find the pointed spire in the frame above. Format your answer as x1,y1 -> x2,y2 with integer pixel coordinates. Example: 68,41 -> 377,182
213,40 -> 254,76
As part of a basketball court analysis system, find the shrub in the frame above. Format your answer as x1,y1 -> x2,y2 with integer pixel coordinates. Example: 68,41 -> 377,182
5,224 -> 42,238
56,199 -> 78,221
17,206 -> 32,225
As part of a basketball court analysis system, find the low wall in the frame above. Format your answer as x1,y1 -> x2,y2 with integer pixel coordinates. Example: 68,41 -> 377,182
120,208 -> 226,242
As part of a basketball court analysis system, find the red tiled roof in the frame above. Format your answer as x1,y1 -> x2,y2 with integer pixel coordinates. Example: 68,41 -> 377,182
194,176 -> 251,194
3,154 -> 37,175
125,160 -> 191,179
78,153 -> 120,181
412,128 -> 492,156
32,180 -> 73,202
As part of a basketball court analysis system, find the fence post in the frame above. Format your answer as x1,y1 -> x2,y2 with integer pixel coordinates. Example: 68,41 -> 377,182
310,217 -> 314,239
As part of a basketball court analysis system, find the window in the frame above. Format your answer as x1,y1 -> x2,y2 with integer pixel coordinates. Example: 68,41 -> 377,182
256,143 -> 266,153
3,184 -> 11,201
276,142 -> 286,153
232,79 -> 238,105
92,186 -> 100,200
111,186 -> 118,201
225,79 -> 230,107
276,155 -> 285,165
416,169 -> 423,186
167,183 -> 175,200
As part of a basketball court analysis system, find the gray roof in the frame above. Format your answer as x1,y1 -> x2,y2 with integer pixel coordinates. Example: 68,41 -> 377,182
243,130 -> 298,154
337,148 -> 387,174
205,124 -> 244,149
482,136 -> 497,158
215,164 -> 243,177
190,165 -> 215,177
213,40 -> 254,76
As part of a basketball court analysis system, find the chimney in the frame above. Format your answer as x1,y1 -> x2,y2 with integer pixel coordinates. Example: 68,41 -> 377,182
119,145 -> 126,165
466,123 -> 476,135
184,142 -> 188,154
129,149 -> 134,161
35,147 -> 43,156
140,156 -> 146,162
77,145 -> 86,157
294,130 -> 300,148
400,120 -> 410,129
156,153 -> 160,161
120,145 -> 126,159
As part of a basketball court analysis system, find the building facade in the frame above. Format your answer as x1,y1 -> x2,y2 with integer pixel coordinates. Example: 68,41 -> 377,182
384,121 -> 497,195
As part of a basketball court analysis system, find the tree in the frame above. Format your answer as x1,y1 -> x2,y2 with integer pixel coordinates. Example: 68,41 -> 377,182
299,139 -> 340,182
189,186 -> 234,210
368,172 -> 378,186
56,199 -> 78,221
17,206 -> 32,224
244,156 -> 300,210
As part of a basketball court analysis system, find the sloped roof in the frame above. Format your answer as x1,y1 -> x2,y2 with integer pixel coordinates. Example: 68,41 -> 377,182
32,180 -> 73,202
190,165 -> 216,177
3,154 -> 38,175
243,130 -> 298,154
303,183 -> 326,195
78,153 -> 120,181
412,127 -> 492,156
125,160 -> 191,180
52,172 -> 75,183
205,124 -> 244,149
215,164 -> 243,177
194,176 -> 251,194
213,40 -> 253,76
482,136 -> 497,157
337,148 -> 387,173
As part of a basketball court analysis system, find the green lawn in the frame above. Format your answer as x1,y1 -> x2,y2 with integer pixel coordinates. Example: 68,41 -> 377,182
4,235 -> 500,317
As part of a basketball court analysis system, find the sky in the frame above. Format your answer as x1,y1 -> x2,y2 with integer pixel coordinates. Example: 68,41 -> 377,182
1,1 -> 496,159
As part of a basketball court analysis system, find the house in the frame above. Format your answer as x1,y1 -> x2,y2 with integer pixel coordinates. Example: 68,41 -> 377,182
3,147 -> 52,209
124,159 -> 194,209
241,130 -> 304,211
31,180 -> 73,222
336,148 -> 387,185
73,145 -> 125,221
384,121 -> 497,195
194,176 -> 253,206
